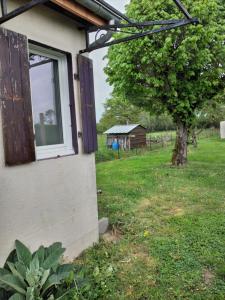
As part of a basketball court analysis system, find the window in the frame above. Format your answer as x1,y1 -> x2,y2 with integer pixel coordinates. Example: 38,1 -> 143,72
29,44 -> 74,160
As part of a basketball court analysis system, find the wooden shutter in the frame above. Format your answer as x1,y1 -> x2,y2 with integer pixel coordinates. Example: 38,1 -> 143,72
78,55 -> 98,153
0,28 -> 35,166
67,53 -> 78,154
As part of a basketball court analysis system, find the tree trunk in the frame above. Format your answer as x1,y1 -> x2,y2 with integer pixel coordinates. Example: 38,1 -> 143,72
172,122 -> 188,166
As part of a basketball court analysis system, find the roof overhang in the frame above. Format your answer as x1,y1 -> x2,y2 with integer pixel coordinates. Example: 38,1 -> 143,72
49,0 -> 130,26
74,0 -> 124,23
50,0 -> 108,26
0,0 -> 124,27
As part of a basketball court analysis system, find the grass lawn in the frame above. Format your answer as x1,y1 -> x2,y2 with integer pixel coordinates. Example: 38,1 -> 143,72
76,136 -> 225,299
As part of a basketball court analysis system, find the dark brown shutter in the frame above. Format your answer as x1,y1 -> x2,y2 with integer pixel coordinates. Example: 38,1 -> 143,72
78,55 -> 98,154
67,53 -> 78,154
0,28 -> 35,166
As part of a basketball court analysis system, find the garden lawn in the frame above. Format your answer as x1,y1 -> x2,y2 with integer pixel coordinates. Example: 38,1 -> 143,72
76,137 -> 225,300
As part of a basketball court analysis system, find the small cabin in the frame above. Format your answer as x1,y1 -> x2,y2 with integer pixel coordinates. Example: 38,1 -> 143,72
104,124 -> 147,150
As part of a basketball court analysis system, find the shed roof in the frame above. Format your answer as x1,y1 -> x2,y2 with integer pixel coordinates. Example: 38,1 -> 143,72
104,124 -> 144,134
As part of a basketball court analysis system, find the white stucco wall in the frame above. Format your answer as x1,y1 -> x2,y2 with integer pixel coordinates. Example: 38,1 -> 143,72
0,1 -> 99,265
220,121 -> 225,139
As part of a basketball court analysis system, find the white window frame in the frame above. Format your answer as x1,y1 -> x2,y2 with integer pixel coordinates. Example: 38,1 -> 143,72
29,44 -> 74,160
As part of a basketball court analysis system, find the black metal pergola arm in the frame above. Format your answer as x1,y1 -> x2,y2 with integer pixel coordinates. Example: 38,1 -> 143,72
80,0 -> 199,53
87,17 -> 199,33
80,18 -> 198,53
0,0 -> 49,24
173,0 -> 192,19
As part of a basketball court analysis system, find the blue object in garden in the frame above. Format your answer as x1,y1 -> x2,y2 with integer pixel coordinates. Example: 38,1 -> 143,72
112,140 -> 120,151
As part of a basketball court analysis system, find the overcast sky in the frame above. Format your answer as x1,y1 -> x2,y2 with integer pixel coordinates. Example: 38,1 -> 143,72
90,0 -> 130,122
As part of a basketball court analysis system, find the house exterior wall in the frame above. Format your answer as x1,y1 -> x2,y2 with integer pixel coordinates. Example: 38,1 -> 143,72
0,1 -> 99,265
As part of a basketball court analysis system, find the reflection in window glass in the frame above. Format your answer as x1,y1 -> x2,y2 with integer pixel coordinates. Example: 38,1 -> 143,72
29,53 -> 64,146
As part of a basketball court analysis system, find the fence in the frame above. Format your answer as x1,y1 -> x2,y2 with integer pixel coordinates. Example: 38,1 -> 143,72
96,128 -> 219,163
146,133 -> 174,150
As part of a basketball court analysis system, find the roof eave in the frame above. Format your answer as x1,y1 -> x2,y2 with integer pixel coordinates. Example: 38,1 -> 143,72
75,0 -> 127,22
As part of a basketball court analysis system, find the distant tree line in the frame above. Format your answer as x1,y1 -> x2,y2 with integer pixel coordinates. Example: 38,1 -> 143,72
97,95 -> 225,134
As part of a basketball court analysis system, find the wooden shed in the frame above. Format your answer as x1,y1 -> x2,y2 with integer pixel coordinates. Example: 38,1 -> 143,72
104,124 -> 147,150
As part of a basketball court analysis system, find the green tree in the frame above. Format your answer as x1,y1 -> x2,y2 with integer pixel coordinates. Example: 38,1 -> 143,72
139,112 -> 175,132
97,96 -> 142,133
105,0 -> 225,165
196,100 -> 225,129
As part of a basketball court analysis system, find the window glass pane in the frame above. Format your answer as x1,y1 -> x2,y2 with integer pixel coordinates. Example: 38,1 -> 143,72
29,53 -> 64,146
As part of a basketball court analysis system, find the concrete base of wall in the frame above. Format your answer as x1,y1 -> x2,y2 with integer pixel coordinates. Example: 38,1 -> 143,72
64,227 -> 99,262
98,217 -> 109,235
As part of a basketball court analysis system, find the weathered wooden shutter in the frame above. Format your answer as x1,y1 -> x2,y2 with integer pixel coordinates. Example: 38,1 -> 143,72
78,55 -> 98,154
67,54 -> 78,154
0,28 -> 35,166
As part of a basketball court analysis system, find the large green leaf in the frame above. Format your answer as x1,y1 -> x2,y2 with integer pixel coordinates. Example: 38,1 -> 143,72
9,293 -> 25,300
41,274 -> 62,296
40,269 -> 50,289
4,250 -> 17,270
25,287 -> 35,300
0,274 -> 26,295
0,268 -> 13,291
56,264 -> 74,275
54,287 -> 77,300
0,268 -> 10,276
41,271 -> 69,297
29,256 -> 39,273
42,243 -> 65,270
42,264 -> 74,296
45,243 -> 63,257
33,246 -> 45,267
7,263 -> 26,288
15,241 -> 32,268
15,263 -> 26,279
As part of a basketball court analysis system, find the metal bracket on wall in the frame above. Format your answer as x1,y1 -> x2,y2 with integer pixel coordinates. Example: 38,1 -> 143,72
80,0 -> 198,53
0,0 -> 50,24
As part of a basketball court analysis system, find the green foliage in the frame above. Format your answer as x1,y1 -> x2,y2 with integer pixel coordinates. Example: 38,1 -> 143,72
97,96 -> 142,133
0,241 -> 77,300
139,111 -> 175,132
195,101 -> 225,129
105,0 -> 225,159
77,137 -> 225,299
97,96 -> 175,134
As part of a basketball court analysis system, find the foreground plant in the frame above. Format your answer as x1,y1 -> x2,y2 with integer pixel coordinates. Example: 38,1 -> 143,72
0,240 -> 76,300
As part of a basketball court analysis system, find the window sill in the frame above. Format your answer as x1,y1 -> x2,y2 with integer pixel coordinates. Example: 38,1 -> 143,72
36,148 -> 75,161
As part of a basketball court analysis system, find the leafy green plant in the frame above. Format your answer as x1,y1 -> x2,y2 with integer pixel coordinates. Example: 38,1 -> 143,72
0,240 -> 77,300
